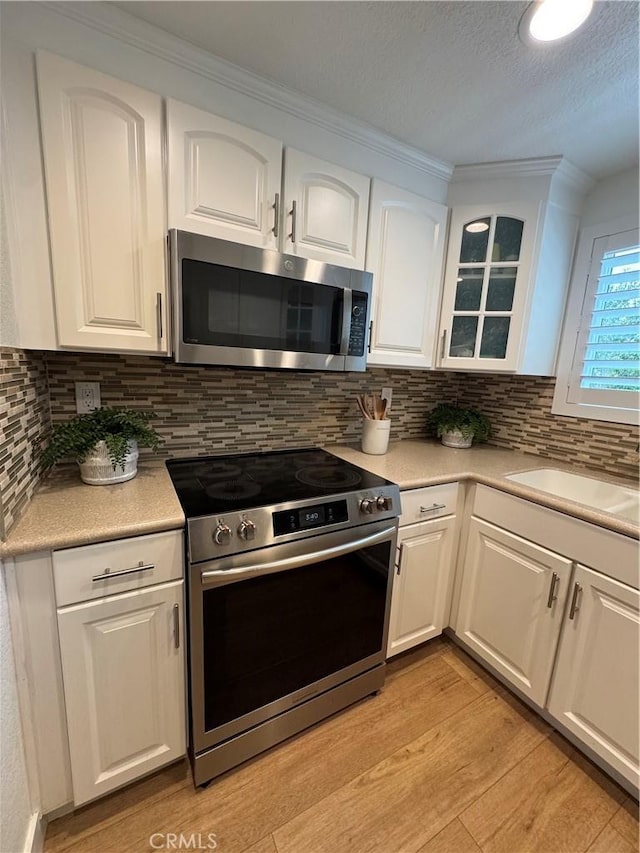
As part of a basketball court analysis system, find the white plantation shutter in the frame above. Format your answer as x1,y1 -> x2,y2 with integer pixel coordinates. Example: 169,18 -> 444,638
568,229 -> 640,412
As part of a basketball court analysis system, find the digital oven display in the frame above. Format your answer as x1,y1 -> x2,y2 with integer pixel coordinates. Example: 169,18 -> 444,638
299,506 -> 325,528
273,500 -> 348,536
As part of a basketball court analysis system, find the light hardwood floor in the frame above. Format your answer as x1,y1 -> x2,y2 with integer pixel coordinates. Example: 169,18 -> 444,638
44,637 -> 639,853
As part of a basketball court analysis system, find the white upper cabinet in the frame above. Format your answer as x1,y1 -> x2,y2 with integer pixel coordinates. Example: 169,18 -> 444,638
37,52 -> 168,353
366,180 -> 447,368
438,202 -> 539,372
283,148 -> 370,269
167,100 -> 283,249
437,159 -> 591,375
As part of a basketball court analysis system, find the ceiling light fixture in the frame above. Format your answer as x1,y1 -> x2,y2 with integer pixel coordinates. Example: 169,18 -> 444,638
465,221 -> 490,233
519,0 -> 593,44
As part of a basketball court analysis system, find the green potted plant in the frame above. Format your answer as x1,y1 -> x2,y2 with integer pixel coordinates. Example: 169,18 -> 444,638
427,403 -> 491,449
40,407 -> 162,485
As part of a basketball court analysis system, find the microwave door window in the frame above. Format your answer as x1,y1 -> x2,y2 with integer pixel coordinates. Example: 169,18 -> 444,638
181,260 -> 343,354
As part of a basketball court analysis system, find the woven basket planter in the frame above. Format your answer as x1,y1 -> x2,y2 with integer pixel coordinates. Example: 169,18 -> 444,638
78,440 -> 139,485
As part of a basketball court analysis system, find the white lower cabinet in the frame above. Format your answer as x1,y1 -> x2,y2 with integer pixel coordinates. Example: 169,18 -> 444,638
387,515 -> 456,657
456,518 -> 571,706
387,484 -> 458,658
547,564 -> 640,789
57,580 -> 186,806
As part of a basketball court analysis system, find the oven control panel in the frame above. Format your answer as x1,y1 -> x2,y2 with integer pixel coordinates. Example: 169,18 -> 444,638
273,500 -> 349,536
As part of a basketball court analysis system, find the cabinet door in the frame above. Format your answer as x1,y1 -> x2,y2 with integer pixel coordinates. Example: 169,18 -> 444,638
455,518 -> 571,706
167,99 -> 282,249
366,181 -> 447,368
57,581 -> 185,805
438,202 -> 540,371
387,516 -> 456,658
547,564 -> 639,788
283,148 -> 370,269
37,52 -> 167,353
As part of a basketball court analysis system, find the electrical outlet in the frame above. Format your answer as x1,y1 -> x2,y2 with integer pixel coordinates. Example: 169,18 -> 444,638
75,382 -> 101,414
381,386 -> 393,414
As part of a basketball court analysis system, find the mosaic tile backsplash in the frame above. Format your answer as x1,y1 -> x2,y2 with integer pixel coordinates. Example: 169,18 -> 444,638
0,348 -> 50,538
44,354 -> 460,458
456,374 -> 639,481
3,349 -> 637,541
44,354 -> 639,480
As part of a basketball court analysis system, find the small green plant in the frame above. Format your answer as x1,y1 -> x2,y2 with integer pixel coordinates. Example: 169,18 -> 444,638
427,403 -> 491,443
40,407 -> 162,470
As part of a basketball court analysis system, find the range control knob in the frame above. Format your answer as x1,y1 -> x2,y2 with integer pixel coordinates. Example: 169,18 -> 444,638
213,523 -> 232,546
377,496 -> 393,511
238,519 -> 256,541
359,498 -> 375,514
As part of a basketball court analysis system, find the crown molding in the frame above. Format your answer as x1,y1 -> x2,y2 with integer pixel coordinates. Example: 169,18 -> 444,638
452,156 -> 594,194
39,1 -> 453,183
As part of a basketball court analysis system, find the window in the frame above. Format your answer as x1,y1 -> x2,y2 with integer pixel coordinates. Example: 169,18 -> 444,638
553,218 -> 639,425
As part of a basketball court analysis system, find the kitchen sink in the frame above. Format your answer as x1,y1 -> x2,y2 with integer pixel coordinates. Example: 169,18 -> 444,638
506,468 -> 640,522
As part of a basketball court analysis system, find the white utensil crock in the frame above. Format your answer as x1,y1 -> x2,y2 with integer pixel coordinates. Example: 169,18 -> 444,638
361,419 -> 391,455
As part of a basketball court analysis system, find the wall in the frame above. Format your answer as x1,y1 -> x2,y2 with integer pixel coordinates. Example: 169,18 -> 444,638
0,566 -> 35,853
45,354 -> 459,458
0,349 -> 50,540
578,165 -> 639,228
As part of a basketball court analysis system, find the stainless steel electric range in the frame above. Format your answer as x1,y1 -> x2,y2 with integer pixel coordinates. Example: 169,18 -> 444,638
166,447 -> 401,786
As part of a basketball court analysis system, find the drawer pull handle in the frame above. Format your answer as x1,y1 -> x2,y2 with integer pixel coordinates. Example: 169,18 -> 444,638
92,562 -> 155,582
568,582 -> 583,620
420,503 -> 447,513
546,572 -> 559,608
173,603 -> 180,649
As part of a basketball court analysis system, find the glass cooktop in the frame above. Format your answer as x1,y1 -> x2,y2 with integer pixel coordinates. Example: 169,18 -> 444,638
166,448 -> 393,518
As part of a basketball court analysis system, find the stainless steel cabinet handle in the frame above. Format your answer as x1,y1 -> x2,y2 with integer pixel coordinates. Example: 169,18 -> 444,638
367,321 -> 373,354
440,330 -> 447,360
272,193 -> 280,238
156,292 -> 163,340
92,562 -> 155,582
568,582 -> 583,620
289,200 -> 297,243
546,571 -> 559,608
420,503 -> 447,513
173,603 -> 180,649
396,543 -> 404,575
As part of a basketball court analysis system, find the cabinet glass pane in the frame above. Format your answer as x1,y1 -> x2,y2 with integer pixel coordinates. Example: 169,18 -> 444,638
486,267 -> 517,311
450,316 -> 478,358
460,218 -> 491,263
454,268 -> 484,311
493,218 -> 524,262
479,317 -> 510,359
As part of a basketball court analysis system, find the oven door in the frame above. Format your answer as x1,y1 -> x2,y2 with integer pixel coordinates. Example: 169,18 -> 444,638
189,519 -> 397,753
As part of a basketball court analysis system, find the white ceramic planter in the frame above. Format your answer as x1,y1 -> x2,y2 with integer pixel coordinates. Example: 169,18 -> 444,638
441,430 -> 473,449
78,440 -> 139,485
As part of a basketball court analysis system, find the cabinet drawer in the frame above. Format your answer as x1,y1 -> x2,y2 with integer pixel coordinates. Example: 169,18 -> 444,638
399,483 -> 458,526
53,530 -> 184,607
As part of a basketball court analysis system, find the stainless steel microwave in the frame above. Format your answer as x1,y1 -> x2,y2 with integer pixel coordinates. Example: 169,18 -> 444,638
169,231 -> 372,372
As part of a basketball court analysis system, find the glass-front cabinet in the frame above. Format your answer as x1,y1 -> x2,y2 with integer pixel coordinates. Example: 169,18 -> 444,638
438,202 -> 540,371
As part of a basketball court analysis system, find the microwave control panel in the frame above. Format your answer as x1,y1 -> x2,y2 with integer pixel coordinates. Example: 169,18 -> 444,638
348,291 -> 369,357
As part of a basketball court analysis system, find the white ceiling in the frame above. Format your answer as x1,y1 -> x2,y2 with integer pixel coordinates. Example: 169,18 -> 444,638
115,1 -> 639,180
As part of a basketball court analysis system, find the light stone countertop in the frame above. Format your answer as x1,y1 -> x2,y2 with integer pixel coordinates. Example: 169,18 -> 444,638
0,462 -> 185,558
326,439 -> 640,540
1,441 -> 638,559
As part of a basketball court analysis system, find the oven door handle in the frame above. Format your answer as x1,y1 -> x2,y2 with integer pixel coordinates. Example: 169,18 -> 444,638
200,524 -> 397,587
